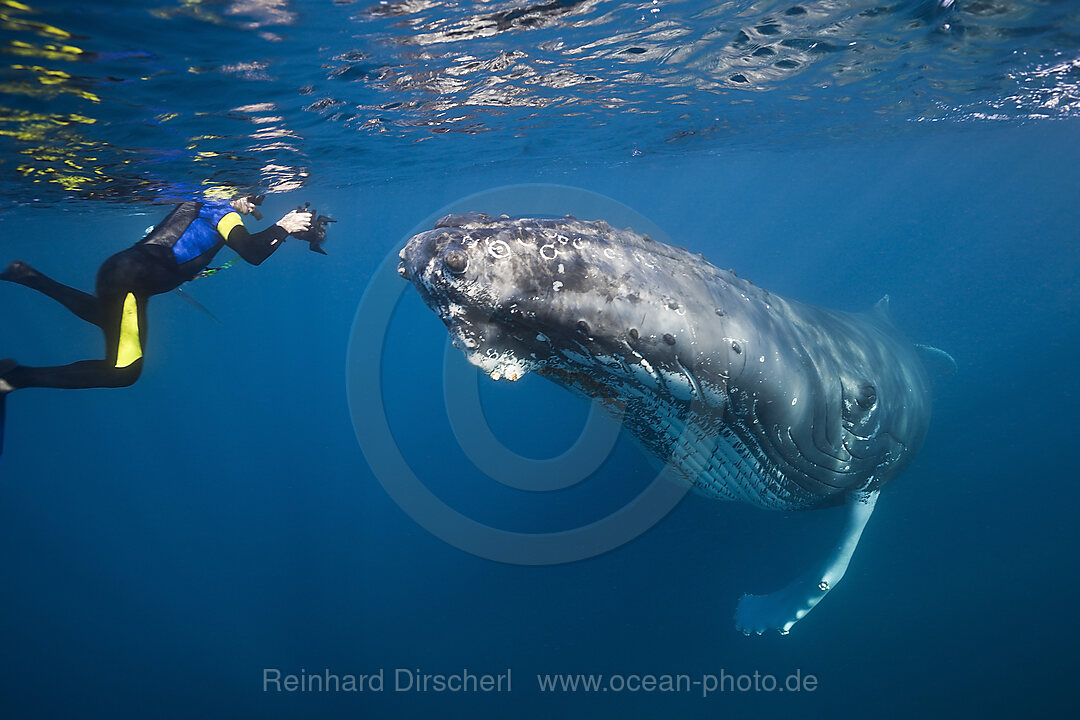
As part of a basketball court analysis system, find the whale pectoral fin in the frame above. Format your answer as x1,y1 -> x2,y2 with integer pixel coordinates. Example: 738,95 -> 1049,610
735,489 -> 879,636
914,343 -> 958,377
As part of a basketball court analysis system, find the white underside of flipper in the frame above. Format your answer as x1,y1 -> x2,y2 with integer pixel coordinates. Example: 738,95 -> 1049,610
735,489 -> 879,635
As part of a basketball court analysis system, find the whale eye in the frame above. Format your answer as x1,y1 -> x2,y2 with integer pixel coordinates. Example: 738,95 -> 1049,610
856,382 -> 877,410
444,249 -> 468,274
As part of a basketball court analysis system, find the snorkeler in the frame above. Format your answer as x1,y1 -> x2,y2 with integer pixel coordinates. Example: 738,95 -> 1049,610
0,196 -> 330,453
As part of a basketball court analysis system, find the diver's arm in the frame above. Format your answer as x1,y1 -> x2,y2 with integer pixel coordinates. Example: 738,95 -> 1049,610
217,210 -> 310,266
223,221 -> 288,266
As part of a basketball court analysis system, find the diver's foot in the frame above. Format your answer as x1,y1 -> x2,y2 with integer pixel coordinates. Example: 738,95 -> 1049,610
0,359 -> 16,396
0,260 -> 38,283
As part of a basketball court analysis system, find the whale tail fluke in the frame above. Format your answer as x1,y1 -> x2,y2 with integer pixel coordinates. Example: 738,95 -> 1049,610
915,343 -> 958,377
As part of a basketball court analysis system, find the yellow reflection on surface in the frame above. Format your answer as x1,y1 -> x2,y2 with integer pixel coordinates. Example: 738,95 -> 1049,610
4,39 -> 84,61
3,59 -> 101,101
0,0 -> 73,40
150,0 -> 225,25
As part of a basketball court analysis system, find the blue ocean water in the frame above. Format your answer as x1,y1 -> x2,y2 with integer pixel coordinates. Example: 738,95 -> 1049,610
2,1 -> 1079,718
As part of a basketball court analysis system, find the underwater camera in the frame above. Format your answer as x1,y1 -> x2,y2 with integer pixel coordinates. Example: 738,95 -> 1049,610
290,201 -> 337,255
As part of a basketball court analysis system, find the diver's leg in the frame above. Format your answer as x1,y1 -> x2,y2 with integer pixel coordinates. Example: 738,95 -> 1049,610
1,359 -> 141,390
734,489 -> 879,635
0,292 -> 146,391
1,260 -> 104,327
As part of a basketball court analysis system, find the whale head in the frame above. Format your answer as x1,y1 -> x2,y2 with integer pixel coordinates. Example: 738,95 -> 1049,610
398,212 -> 721,402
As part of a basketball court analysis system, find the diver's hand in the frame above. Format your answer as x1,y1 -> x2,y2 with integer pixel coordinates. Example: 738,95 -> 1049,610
276,209 -> 313,235
231,196 -> 256,215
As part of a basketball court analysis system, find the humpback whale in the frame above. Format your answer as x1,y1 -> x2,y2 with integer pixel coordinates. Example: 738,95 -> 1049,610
398,212 -> 932,634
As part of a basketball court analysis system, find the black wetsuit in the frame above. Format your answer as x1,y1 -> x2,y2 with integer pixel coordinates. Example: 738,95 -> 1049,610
1,200 -> 289,390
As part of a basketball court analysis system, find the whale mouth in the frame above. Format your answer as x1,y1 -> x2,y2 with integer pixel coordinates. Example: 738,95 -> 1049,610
445,316 -> 543,382
463,343 -> 534,382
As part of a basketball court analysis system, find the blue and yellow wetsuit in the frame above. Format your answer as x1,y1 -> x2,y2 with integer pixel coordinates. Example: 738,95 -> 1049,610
0,200 -> 289,390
